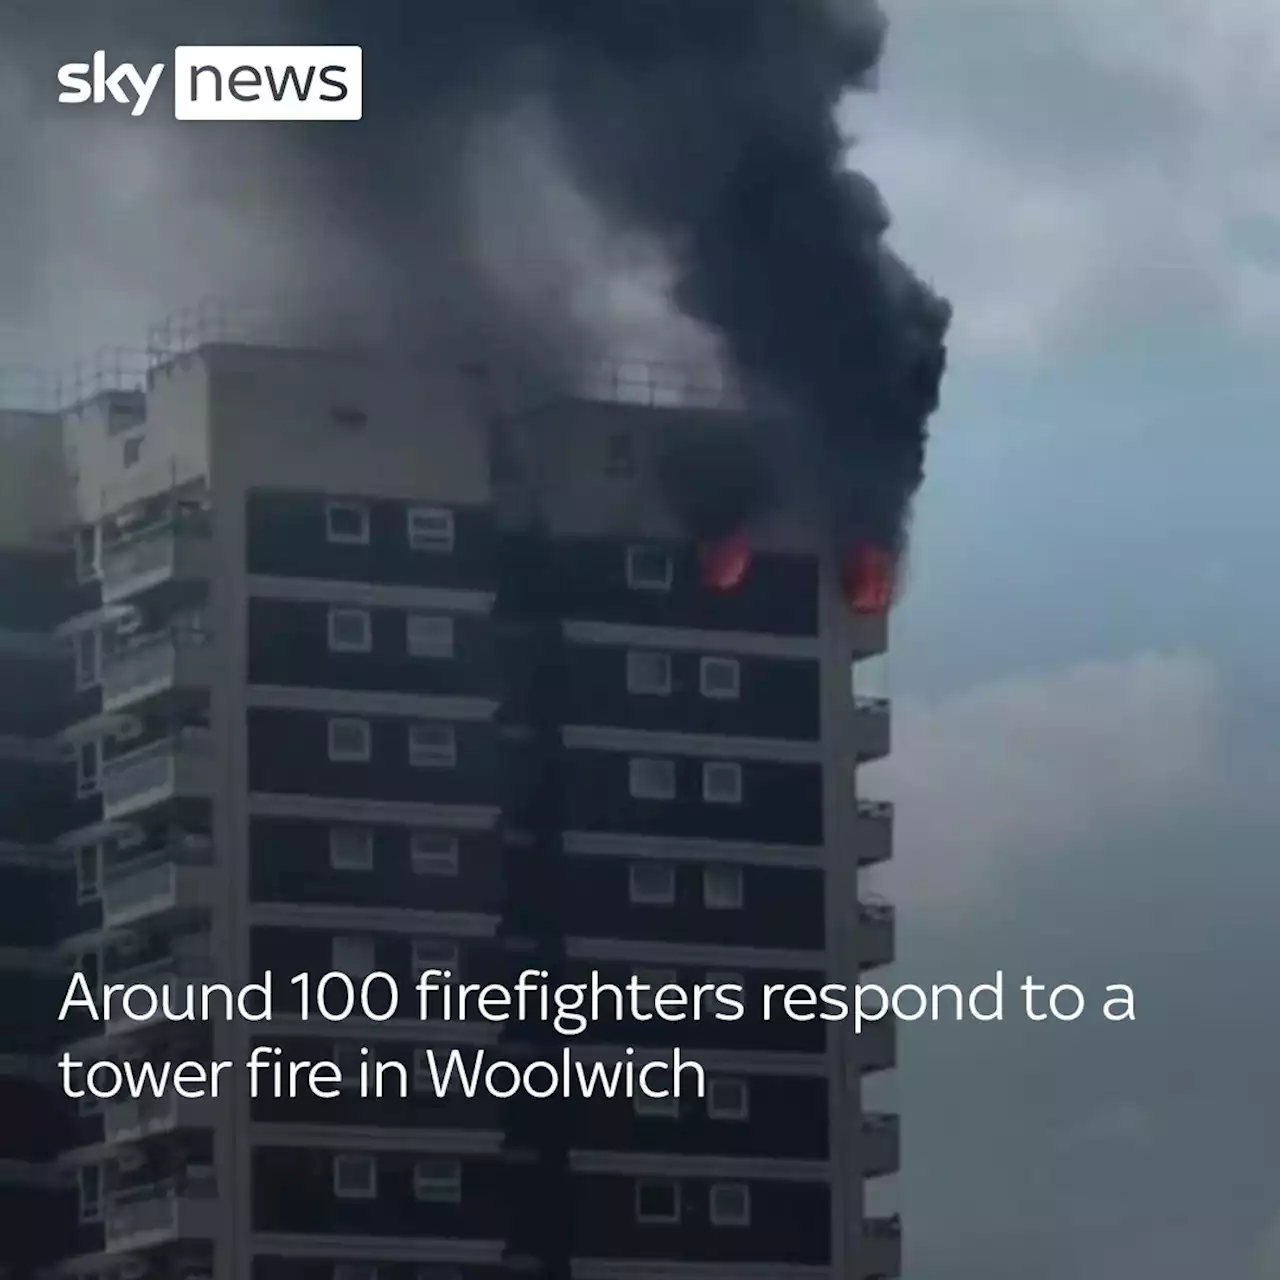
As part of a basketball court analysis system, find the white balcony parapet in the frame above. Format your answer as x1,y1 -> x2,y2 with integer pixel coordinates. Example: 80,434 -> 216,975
103,1092 -> 215,1143
100,727 -> 213,820
103,1171 -> 217,1251
99,512 -> 211,605
100,840 -> 214,929
101,625 -> 211,712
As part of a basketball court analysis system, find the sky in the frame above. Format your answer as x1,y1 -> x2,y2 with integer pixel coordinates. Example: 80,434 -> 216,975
858,3 -> 1280,1276
2,2 -> 1278,1277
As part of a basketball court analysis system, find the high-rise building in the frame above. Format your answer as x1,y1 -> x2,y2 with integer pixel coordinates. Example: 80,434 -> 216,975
0,322 -> 899,1280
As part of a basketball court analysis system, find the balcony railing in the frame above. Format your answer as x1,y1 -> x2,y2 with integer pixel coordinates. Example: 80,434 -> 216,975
104,1170 -> 216,1249
101,624 -> 210,711
101,840 -> 214,929
100,727 -> 212,819
99,511 -> 211,604
103,1091 -> 214,1143
861,1112 -> 902,1177
853,696 -> 891,761
103,949 -> 213,1035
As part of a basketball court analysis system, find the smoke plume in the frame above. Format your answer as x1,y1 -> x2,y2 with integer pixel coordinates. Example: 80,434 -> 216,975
1,0 -> 948,556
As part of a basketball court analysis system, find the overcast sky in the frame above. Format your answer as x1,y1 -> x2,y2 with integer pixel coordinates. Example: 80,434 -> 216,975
3,2 -> 1277,1276
861,3 -> 1280,1276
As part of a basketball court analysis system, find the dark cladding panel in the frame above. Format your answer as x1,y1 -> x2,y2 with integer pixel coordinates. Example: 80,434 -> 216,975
551,537 -> 819,636
245,490 -> 497,590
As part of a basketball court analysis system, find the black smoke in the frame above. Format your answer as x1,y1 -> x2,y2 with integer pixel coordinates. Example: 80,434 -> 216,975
4,0 -> 948,554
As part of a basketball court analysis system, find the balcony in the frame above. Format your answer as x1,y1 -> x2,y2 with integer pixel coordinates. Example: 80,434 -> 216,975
862,1214 -> 902,1278
854,799 -> 893,867
858,899 -> 896,970
103,1092 -> 215,1144
860,1112 -> 901,1178
857,1017 -> 897,1075
101,626 -> 213,714
103,1172 -> 217,1253
853,696 -> 891,761
100,516 -> 211,606
100,841 -> 214,930
101,728 -> 213,821
103,949 -> 213,1037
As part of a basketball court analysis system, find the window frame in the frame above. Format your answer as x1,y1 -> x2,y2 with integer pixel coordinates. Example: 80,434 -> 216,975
406,505 -> 455,554
702,760 -> 743,805
327,606 -> 373,654
707,1077 -> 750,1121
73,628 -> 101,690
699,656 -> 741,701
75,738 -> 101,798
332,1153 -> 378,1200
325,500 -> 371,546
629,756 -> 676,801
75,844 -> 101,903
634,1089 -> 680,1119
405,613 -> 455,660
410,829 -> 460,877
412,937 -> 460,979
625,544 -> 673,592
328,826 -> 375,872
412,1156 -> 462,1203
702,864 -> 744,910
628,861 -> 676,906
407,721 -> 457,769
327,717 -> 372,763
331,934 -> 377,978
625,649 -> 672,696
709,1181 -> 751,1227
634,1177 -> 681,1224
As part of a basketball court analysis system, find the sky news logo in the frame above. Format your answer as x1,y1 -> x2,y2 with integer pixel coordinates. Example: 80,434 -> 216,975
56,47 -> 362,119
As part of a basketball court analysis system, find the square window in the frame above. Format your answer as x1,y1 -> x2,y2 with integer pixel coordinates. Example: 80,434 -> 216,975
413,937 -> 459,980
331,935 -> 376,978
78,1164 -> 102,1223
406,613 -> 454,659
327,717 -> 372,763
329,826 -> 374,872
326,501 -> 370,545
626,650 -> 671,696
408,722 -> 457,769
629,757 -> 676,801
633,968 -> 677,1016
410,830 -> 460,877
708,1077 -> 749,1120
626,545 -> 673,592
710,1182 -> 750,1226
76,739 -> 101,798
699,656 -> 741,700
332,1154 -> 377,1199
74,629 -> 101,690
75,844 -> 101,903
702,865 -> 744,910
628,862 -> 675,906
634,1089 -> 679,1119
702,760 -> 742,805
635,1178 -> 680,1223
327,606 -> 372,653
407,505 -> 455,553
413,1157 -> 462,1203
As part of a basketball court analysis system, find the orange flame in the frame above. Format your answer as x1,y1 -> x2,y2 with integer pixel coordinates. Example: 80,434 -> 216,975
698,532 -> 752,591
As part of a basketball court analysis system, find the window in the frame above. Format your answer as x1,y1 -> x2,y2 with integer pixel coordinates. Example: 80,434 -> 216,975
406,613 -> 454,659
329,826 -> 374,872
78,1164 -> 102,1223
413,1157 -> 462,1203
629,757 -> 675,801
634,1090 -> 679,1119
75,739 -> 101,798
626,650 -> 671,696
628,862 -> 675,906
707,1077 -> 749,1120
331,935 -> 376,978
327,717 -> 372,763
328,606 -> 372,653
408,722 -> 456,769
73,628 -> 100,690
626,545 -> 673,591
74,526 -> 99,583
410,830 -> 460,877
413,937 -> 460,979
702,760 -> 743,805
699,656 -> 741,700
635,1179 -> 680,1224
702,865 -> 744,910
334,1043 -> 364,1089
332,1154 -> 377,1199
75,844 -> 101,903
633,968 -> 677,1015
407,505 -> 455,553
710,1182 -> 751,1227
122,435 -> 143,468
335,1265 -> 378,1280
325,501 -> 370,545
